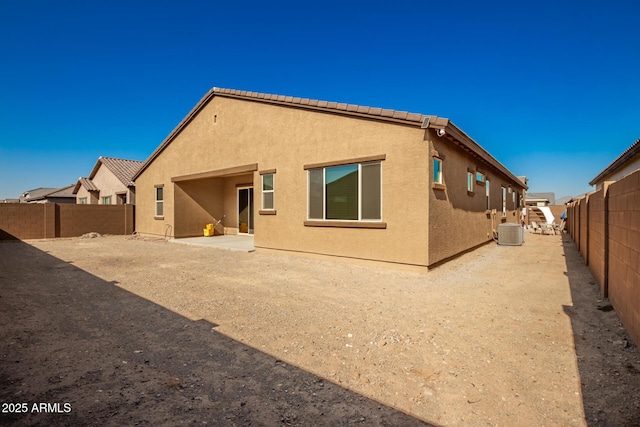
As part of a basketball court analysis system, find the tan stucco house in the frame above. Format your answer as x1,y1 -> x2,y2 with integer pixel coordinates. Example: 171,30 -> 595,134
133,87 -> 527,270
73,157 -> 143,205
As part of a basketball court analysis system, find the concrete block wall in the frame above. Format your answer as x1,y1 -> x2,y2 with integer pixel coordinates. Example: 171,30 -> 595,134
607,170 -> 640,348
0,203 -> 134,240
587,189 -> 606,295
58,204 -> 134,237
568,169 -> 640,348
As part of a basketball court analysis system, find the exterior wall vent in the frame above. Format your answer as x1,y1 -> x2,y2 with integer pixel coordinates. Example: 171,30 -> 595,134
497,223 -> 524,246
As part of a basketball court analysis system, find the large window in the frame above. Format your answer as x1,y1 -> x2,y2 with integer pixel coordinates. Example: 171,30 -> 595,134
262,173 -> 274,210
308,162 -> 381,221
155,186 -> 164,217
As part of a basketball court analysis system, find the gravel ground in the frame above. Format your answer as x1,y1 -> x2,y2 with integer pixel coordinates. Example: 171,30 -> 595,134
1,232 -> 639,426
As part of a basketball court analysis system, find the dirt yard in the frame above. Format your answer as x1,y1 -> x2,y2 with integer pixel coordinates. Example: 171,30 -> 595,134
1,232 -> 639,426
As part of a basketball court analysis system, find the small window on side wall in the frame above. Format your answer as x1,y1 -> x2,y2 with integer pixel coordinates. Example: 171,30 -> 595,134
433,157 -> 443,184
262,173 -> 274,210
102,196 -> 111,205
476,171 -> 485,184
467,171 -> 474,193
155,186 -> 164,217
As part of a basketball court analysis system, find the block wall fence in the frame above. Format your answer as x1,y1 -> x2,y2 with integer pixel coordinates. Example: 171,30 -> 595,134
567,169 -> 640,348
0,203 -> 134,240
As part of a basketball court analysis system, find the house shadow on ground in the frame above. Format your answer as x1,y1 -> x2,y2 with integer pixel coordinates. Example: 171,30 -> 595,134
560,235 -> 640,427
0,240 -> 436,426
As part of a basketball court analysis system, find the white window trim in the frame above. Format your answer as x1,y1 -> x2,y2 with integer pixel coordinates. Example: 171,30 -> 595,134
155,186 -> 164,218
262,173 -> 274,210
467,171 -> 474,193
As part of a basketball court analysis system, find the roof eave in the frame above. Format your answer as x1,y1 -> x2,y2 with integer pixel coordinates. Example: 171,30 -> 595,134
589,137 -> 640,185
443,122 -> 528,190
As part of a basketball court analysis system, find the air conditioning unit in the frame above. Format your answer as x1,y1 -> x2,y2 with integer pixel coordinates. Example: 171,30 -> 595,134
497,223 -> 524,246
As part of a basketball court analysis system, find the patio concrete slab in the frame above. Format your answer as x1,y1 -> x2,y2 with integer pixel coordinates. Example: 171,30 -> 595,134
169,235 -> 255,252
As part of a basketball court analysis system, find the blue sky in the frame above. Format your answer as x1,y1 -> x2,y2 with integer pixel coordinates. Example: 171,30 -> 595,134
1,0 -> 639,200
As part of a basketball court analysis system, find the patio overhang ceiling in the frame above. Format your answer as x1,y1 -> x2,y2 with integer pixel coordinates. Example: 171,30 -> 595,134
171,163 -> 258,183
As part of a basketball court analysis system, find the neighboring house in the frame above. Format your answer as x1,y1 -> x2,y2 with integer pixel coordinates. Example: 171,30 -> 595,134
589,137 -> 640,190
133,87 -> 527,270
526,192 -> 556,206
73,157 -> 144,205
19,185 -> 76,204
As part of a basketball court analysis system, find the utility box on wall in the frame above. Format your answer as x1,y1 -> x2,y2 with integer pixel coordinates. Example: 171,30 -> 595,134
497,223 -> 524,246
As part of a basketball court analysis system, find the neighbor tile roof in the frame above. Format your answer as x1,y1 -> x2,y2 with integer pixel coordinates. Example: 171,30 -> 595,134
24,185 -> 75,201
44,185 -> 75,198
21,187 -> 57,201
73,177 -> 99,194
589,137 -> 640,185
95,157 -> 144,187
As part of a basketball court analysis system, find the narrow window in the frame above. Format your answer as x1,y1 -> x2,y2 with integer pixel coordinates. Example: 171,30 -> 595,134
102,196 -> 111,205
467,171 -> 474,193
433,157 -> 443,184
501,186 -> 507,217
361,162 -> 381,220
262,173 -> 274,210
308,169 -> 324,220
155,186 -> 164,217
486,179 -> 491,210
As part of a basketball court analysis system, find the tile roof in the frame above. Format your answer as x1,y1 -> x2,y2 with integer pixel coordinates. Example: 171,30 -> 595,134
44,185 -> 75,198
589,137 -> 640,185
211,87 -> 438,125
133,87 -> 526,189
23,185 -> 75,201
21,187 -> 57,201
73,177 -> 99,194
94,157 -> 144,187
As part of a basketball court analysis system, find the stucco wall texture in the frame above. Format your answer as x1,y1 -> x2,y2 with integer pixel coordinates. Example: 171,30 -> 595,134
568,169 -> 640,348
136,94 -> 525,269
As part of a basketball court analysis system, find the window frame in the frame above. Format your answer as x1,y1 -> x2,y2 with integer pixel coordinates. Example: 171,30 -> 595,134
306,161 -> 382,223
467,171 -> 474,193
155,185 -> 164,218
486,179 -> 491,210
79,197 -> 87,204
501,186 -> 507,217
433,157 -> 443,185
260,171 -> 276,214
102,196 -> 111,205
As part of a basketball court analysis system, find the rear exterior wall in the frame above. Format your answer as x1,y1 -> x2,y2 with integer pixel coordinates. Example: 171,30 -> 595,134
135,96 -> 432,267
